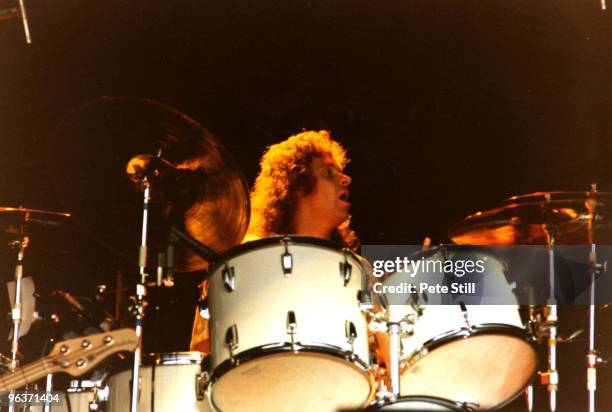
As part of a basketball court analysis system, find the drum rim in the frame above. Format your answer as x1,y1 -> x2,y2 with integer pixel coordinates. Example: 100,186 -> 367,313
404,323 -> 537,410
364,395 -> 473,411
208,341 -> 375,408
411,323 -> 534,355
108,351 -> 204,375
215,235 -> 349,262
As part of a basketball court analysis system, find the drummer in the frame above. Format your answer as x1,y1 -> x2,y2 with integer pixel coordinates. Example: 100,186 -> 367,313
190,129 -> 357,352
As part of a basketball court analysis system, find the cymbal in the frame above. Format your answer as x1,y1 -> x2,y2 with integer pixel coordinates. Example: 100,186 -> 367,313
449,191 -> 612,245
47,97 -> 250,272
0,207 -> 71,229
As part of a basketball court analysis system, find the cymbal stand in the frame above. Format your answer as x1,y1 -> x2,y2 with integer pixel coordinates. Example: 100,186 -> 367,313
585,185 -> 606,412
7,228 -> 29,412
8,230 -> 29,372
388,321 -> 401,397
542,211 -> 558,412
130,177 -> 151,412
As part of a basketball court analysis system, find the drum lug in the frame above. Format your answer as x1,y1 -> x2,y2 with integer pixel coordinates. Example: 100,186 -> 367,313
226,324 -> 239,363
281,240 -> 293,276
340,251 -> 352,286
287,311 -> 297,350
459,301 -> 473,332
357,290 -> 373,309
345,320 -> 357,358
195,371 -> 211,401
198,296 -> 210,320
222,265 -> 235,292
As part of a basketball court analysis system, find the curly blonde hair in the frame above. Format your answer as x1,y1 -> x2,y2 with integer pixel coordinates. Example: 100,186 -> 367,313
247,130 -> 358,250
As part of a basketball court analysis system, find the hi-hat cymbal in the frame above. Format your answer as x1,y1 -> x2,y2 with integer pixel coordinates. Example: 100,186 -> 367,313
0,207 -> 71,228
0,206 -> 72,246
47,97 -> 250,272
449,191 -> 612,245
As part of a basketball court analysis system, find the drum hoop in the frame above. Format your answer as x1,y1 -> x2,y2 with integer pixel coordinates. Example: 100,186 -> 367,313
108,351 -> 203,376
413,323 -> 533,356
140,351 -> 204,365
208,342 -> 375,403
363,395 -> 473,411
405,324 -> 537,410
211,341 -> 372,378
212,235 -> 355,267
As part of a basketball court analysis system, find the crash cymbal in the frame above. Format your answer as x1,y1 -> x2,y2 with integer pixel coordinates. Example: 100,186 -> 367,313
449,191 -> 612,245
47,97 -> 250,272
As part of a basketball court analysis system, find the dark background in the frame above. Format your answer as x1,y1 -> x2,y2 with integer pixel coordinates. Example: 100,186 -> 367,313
1,1 -> 611,410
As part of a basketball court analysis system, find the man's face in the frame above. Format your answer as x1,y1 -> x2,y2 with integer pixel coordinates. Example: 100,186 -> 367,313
297,153 -> 352,229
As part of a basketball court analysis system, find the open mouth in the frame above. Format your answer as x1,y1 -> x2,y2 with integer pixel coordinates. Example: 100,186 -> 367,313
339,192 -> 350,202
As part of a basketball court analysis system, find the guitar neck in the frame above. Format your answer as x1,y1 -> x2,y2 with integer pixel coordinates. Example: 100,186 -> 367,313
0,358 -> 55,392
0,328 -> 137,393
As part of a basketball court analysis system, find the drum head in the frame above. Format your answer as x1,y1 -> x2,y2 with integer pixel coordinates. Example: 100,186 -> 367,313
211,352 -> 373,412
401,332 -> 536,410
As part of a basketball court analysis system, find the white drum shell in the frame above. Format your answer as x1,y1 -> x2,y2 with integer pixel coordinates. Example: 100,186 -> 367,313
207,239 -> 373,411
382,250 -> 536,410
106,352 -> 210,412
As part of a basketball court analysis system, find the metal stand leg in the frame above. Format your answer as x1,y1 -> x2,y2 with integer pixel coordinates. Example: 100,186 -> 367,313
543,204 -> 558,412
585,184 -> 606,412
44,373 -> 54,412
388,323 -> 401,397
130,180 -> 151,412
9,236 -> 29,372
546,304 -> 558,412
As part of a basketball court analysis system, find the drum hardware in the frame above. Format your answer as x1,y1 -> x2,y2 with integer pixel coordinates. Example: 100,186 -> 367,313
525,384 -> 534,412
126,150 -> 234,412
66,379 -> 108,411
282,237 -> 293,275
358,289 -> 374,310
346,321 -> 358,359
339,396 -> 477,411
222,265 -> 236,292
584,184 -> 607,412
1,207 -> 71,377
540,193 -> 560,412
458,301 -> 473,332
387,322 -> 401,397
8,229 -> 29,375
341,250 -> 353,286
287,311 -> 298,350
198,296 -> 210,320
195,370 -> 211,401
225,324 -> 239,363
127,166 -> 155,412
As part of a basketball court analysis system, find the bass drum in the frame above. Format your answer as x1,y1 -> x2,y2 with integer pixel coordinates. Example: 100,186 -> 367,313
206,236 -> 375,412
105,352 -> 211,412
382,247 -> 536,410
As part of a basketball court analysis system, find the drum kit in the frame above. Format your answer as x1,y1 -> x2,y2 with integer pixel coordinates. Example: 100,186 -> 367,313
0,98 -> 610,411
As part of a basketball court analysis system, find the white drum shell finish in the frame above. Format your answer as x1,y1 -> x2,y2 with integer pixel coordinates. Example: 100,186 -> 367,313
105,352 -> 211,412
28,390 -> 96,412
382,251 -> 536,410
207,239 -> 373,412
